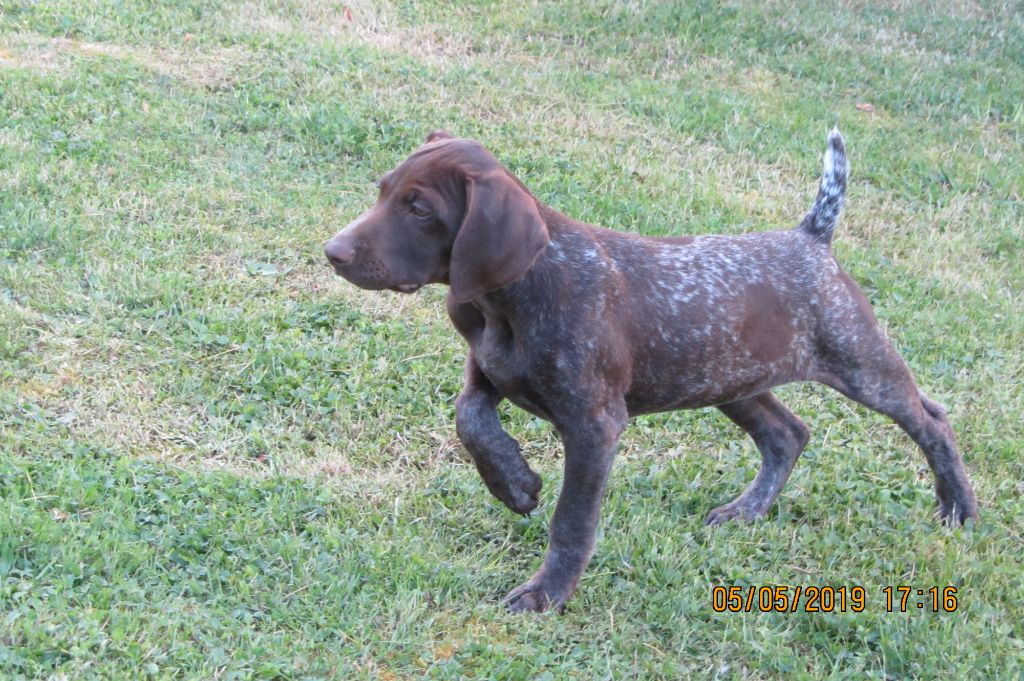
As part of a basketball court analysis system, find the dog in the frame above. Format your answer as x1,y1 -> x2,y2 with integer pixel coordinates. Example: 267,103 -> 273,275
324,129 -> 978,613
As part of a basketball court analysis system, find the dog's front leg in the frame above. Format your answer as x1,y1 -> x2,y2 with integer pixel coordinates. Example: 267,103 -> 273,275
455,354 -> 542,515
505,403 -> 627,613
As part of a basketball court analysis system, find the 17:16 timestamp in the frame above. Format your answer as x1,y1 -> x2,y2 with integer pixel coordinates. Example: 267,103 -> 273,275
883,586 -> 958,612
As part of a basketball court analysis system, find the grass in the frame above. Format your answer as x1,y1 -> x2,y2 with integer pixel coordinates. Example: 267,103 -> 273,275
1,0 -> 1022,678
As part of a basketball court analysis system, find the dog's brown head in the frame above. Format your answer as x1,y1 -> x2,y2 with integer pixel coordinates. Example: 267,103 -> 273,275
325,131 -> 550,303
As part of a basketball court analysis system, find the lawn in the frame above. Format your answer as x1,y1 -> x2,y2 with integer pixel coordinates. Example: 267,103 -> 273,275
1,0 -> 1022,678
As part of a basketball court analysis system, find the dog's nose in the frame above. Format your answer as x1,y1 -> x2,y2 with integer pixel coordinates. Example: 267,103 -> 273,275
324,238 -> 356,267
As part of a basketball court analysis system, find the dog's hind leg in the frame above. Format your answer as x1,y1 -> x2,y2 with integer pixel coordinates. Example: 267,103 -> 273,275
817,340 -> 978,524
812,278 -> 979,524
456,354 -> 542,515
706,391 -> 811,525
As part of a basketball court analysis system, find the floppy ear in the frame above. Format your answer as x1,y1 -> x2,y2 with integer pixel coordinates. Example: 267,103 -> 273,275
449,171 -> 549,303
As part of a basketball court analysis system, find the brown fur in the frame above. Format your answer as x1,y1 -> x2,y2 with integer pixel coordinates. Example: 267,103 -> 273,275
324,131 -> 978,613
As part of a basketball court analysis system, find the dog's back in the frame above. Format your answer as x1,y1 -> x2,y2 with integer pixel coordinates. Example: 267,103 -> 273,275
526,132 -> 851,413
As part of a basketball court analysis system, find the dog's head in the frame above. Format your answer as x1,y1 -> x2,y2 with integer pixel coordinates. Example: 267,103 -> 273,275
324,131 -> 549,303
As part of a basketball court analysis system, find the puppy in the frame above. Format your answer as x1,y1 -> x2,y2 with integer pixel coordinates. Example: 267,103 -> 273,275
325,130 -> 978,612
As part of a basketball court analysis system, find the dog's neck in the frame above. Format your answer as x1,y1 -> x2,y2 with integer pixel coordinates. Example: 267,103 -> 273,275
469,214 -> 602,332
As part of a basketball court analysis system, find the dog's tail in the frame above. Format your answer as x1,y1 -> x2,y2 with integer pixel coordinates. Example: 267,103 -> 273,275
797,128 -> 848,244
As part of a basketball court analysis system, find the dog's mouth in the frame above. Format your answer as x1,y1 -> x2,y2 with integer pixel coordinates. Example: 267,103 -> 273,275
326,260 -> 423,294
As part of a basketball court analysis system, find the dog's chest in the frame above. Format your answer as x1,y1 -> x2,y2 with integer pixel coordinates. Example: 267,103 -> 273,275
473,325 -> 557,419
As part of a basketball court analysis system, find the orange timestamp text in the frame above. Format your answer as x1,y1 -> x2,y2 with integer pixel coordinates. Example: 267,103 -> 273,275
711,585 -> 959,613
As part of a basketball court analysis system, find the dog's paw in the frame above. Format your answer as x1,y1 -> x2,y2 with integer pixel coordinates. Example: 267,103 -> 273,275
503,579 -> 567,614
705,500 -> 768,526
937,497 -> 979,527
489,469 -> 542,515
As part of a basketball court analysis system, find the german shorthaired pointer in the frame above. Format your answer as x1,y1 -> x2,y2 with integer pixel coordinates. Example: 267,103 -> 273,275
324,129 -> 978,613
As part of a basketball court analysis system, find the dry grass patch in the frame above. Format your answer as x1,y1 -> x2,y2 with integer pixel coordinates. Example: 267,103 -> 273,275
0,34 -> 249,88
838,0 -> 987,19
227,0 -> 474,65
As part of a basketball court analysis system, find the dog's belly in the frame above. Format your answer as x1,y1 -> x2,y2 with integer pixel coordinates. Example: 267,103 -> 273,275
625,363 -> 797,414
624,328 -> 815,414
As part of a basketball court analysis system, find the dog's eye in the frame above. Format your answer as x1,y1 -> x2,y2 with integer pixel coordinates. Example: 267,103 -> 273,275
410,203 -> 431,219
